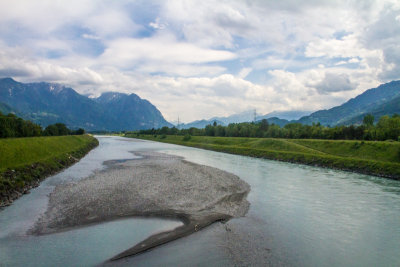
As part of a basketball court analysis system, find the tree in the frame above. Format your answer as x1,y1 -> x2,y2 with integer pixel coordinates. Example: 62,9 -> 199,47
44,124 -> 59,136
259,119 -> 269,132
363,114 -> 374,127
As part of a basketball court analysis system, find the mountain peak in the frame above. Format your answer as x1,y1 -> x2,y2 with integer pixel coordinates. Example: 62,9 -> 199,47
95,92 -> 128,103
0,79 -> 171,130
0,77 -> 18,84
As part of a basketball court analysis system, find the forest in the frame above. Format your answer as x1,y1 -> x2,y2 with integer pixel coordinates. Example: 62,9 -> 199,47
136,114 -> 400,141
0,112 -> 85,138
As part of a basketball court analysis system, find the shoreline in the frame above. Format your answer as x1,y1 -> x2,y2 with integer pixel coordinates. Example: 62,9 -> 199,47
0,135 -> 99,208
129,135 -> 400,180
31,151 -> 250,261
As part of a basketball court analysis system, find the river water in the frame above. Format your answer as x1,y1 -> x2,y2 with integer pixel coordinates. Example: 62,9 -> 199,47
1,136 -> 400,266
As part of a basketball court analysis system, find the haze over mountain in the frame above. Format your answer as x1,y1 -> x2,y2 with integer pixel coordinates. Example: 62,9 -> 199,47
179,109 -> 309,129
297,80 -> 400,126
180,80 -> 400,128
0,78 -> 171,131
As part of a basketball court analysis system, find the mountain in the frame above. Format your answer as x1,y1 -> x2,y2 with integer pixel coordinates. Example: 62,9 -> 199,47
297,80 -> 400,126
0,102 -> 17,115
263,110 -> 312,121
180,80 -> 400,129
179,119 -> 225,129
210,110 -> 255,124
340,94 -> 400,125
261,117 -> 290,127
94,92 -> 170,130
0,78 -> 172,131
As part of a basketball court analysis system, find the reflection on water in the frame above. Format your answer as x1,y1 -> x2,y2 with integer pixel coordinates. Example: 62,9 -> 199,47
158,146 -> 400,267
1,136 -> 400,267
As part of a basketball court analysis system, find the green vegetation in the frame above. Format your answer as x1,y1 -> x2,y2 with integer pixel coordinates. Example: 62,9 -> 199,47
126,134 -> 400,180
0,135 -> 98,206
0,111 -> 86,138
0,112 -> 42,138
135,114 -> 400,142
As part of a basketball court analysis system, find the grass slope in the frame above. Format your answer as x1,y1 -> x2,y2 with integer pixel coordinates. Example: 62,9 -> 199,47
0,135 -> 98,206
127,134 -> 400,180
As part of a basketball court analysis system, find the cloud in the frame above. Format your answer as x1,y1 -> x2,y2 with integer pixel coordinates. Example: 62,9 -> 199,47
0,0 -> 399,122
314,72 -> 355,94
238,68 -> 252,79
149,18 -> 168,30
98,35 -> 237,76
82,34 -> 100,40
84,10 -> 142,38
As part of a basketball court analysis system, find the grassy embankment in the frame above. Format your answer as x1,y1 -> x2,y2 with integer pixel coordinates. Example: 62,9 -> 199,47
127,134 -> 400,180
0,135 -> 98,206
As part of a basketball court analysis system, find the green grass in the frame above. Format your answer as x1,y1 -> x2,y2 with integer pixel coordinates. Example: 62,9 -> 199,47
0,135 -> 97,171
127,134 -> 400,180
0,135 -> 98,203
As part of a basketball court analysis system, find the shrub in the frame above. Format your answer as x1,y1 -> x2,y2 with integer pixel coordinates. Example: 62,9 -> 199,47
183,134 -> 191,141
398,148 -> 400,161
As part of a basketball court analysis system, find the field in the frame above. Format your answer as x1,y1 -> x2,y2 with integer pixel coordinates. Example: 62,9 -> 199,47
0,135 -> 98,205
127,134 -> 400,180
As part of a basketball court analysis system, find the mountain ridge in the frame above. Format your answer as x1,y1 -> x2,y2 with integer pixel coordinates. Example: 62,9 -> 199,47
180,80 -> 400,128
0,78 -> 172,131
297,80 -> 400,126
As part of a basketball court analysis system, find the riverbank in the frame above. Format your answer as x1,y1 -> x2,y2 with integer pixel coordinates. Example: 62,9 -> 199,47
32,151 -> 250,261
0,135 -> 99,207
127,135 -> 400,180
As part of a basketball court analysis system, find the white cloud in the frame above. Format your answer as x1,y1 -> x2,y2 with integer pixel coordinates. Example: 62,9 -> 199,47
238,68 -> 252,79
98,35 -> 236,76
314,72 -> 355,94
84,10 -> 142,38
149,18 -> 168,30
82,34 -> 100,40
0,0 -> 399,122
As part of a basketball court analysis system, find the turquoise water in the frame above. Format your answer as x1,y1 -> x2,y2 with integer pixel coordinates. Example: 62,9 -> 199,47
1,136 -> 400,266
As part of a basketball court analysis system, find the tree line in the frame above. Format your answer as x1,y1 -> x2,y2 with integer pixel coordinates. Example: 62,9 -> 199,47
135,114 -> 400,141
0,112 -> 85,138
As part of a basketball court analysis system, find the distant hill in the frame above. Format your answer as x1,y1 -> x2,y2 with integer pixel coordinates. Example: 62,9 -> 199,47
179,119 -> 225,129
210,110 -> 255,124
340,94 -> 400,125
263,110 -> 312,121
0,102 -> 17,115
0,78 -> 172,131
297,80 -> 400,126
261,117 -> 290,127
180,80 -> 400,129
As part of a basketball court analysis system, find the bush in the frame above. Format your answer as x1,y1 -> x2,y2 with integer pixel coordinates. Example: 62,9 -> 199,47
183,134 -> 191,141
160,134 -> 167,139
398,148 -> 400,161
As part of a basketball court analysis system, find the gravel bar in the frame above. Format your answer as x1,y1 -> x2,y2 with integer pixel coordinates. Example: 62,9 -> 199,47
32,151 -> 250,261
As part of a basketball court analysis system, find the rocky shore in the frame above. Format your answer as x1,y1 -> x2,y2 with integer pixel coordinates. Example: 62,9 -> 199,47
31,152 -> 250,261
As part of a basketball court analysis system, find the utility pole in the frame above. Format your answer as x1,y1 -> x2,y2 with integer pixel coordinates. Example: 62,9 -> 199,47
177,116 -> 180,130
254,109 -> 257,123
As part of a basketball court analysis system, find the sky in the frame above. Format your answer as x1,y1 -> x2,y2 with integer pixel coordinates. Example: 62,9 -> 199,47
0,0 -> 399,122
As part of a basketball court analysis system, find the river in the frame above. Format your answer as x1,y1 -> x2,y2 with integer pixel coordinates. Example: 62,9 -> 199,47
1,136 -> 400,266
